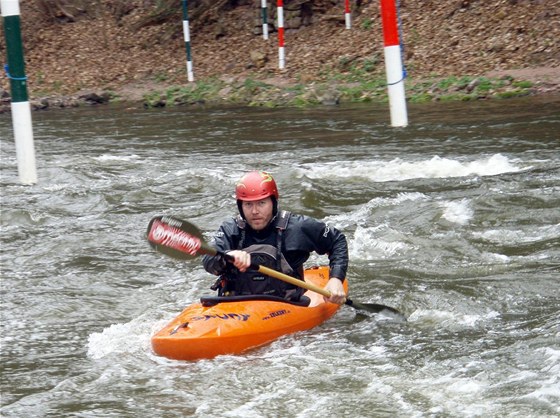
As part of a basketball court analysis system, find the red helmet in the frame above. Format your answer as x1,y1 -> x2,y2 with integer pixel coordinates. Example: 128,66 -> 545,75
235,171 -> 279,201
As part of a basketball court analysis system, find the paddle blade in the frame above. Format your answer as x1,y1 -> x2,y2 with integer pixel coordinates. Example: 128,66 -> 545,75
147,216 -> 216,260
346,299 -> 407,321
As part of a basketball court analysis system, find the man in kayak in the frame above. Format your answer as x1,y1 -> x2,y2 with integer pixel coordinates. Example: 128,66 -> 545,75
202,171 -> 348,305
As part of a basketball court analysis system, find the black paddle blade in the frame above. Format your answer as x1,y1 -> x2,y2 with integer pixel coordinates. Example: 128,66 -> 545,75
147,216 -> 217,260
346,299 -> 407,321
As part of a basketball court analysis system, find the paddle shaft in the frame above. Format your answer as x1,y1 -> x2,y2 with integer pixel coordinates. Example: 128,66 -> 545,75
258,265 -> 335,298
206,246 -> 337,299
223,252 -> 390,313
147,216 -> 405,318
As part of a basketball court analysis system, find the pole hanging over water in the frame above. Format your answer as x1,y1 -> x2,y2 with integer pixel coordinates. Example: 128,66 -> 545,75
261,0 -> 269,40
344,0 -> 351,29
380,0 -> 408,127
277,0 -> 285,69
1,0 -> 37,184
181,0 -> 194,82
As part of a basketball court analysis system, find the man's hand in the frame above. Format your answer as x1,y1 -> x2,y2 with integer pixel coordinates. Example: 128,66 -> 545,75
324,277 -> 346,304
226,250 -> 251,272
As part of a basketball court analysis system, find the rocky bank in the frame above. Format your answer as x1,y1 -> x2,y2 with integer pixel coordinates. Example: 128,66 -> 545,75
0,0 -> 559,111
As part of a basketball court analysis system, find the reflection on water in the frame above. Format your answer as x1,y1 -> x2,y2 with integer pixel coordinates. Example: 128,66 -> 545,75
1,96 -> 559,417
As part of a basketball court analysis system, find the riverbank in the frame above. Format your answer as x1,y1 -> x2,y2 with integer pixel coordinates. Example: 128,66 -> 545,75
1,65 -> 558,113
109,66 -> 560,108
1,1 -> 558,113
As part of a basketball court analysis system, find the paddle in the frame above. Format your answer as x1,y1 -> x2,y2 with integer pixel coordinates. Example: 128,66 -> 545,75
146,215 -> 406,319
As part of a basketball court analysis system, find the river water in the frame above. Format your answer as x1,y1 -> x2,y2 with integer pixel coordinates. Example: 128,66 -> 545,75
1,96 -> 559,417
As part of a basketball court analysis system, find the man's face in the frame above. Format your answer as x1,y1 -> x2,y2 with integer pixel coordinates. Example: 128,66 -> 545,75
241,197 -> 274,231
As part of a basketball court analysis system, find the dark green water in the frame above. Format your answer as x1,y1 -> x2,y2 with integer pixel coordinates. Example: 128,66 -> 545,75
1,97 -> 559,417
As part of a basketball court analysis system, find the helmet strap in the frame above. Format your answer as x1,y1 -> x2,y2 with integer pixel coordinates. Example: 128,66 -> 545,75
271,196 -> 278,217
237,200 -> 245,219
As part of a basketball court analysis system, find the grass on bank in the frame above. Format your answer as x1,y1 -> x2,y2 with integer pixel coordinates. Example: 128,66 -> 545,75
140,72 -> 534,108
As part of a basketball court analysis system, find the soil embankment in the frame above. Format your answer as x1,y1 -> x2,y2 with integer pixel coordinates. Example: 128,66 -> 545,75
1,0 -> 558,110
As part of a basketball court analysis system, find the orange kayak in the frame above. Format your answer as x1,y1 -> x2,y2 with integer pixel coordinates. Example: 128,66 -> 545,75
151,266 -> 347,361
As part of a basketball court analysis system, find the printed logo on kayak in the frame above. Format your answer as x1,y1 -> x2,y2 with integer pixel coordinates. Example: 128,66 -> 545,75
190,313 -> 250,322
262,309 -> 290,320
149,219 -> 201,255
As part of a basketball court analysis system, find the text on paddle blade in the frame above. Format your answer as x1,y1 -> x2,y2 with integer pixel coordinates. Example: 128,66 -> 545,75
148,219 -> 201,255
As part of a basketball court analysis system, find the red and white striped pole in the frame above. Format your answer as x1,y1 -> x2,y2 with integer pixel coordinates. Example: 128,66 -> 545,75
277,0 -> 285,69
344,0 -> 351,29
380,0 -> 408,127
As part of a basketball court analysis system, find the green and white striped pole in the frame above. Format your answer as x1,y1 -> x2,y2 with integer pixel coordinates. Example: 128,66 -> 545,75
2,0 -> 37,184
181,0 -> 194,82
261,0 -> 269,40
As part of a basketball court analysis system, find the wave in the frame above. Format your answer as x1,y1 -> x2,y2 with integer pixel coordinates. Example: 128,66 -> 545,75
298,154 -> 527,182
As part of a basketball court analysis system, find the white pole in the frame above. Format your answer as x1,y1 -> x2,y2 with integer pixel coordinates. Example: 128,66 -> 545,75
384,45 -> 408,127
2,0 -> 38,184
380,0 -> 408,127
345,0 -> 351,30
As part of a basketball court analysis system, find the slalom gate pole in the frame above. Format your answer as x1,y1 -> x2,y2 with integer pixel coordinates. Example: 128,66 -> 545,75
277,0 -> 285,69
181,0 -> 194,82
345,0 -> 351,29
1,0 -> 37,184
380,0 -> 408,127
261,0 -> 269,40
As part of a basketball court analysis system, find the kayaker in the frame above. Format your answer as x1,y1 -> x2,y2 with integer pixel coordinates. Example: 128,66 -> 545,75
202,170 -> 348,305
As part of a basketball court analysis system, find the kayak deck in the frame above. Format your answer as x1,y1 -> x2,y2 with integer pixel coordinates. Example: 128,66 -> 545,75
151,266 -> 347,361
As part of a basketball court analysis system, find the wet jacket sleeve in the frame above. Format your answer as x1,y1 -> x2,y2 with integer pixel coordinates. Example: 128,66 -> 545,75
202,218 -> 239,276
291,215 -> 349,281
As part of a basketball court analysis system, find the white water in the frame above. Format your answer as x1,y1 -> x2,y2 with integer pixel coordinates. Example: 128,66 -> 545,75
298,153 -> 527,182
1,99 -> 559,417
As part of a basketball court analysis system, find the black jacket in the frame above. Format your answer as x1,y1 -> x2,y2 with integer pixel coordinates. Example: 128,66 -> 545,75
202,211 -> 348,296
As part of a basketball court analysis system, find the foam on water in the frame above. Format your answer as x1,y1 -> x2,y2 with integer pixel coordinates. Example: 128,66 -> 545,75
93,154 -> 140,162
298,153 -> 526,182
323,193 -> 426,259
472,224 -> 560,244
325,192 -> 427,226
350,224 -> 412,259
525,347 -> 560,404
440,199 -> 474,225
3,100 -> 558,418
408,309 -> 501,330
174,167 -> 242,181
86,315 -> 165,360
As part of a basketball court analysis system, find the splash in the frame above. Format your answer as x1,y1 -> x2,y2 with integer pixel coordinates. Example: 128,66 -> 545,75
86,317 -> 162,360
299,154 -> 526,182
440,199 -> 474,225
350,224 -> 411,259
408,309 -> 501,330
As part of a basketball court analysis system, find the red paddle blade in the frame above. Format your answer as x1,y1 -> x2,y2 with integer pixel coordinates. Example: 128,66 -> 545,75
147,216 -> 206,260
